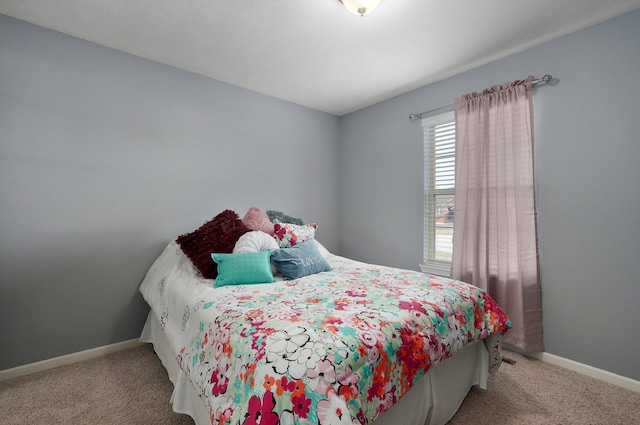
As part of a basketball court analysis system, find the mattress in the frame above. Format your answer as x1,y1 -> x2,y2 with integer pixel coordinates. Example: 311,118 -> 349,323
139,240 -> 509,425
141,312 -> 488,425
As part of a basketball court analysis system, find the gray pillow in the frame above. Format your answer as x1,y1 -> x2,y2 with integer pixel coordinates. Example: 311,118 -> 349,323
266,210 -> 307,225
270,240 -> 331,280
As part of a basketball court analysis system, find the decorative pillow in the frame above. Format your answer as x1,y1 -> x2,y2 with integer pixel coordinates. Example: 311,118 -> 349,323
233,231 -> 279,253
234,231 -> 280,274
274,222 -> 317,248
270,240 -> 332,280
266,210 -> 307,226
176,210 -> 250,279
241,206 -> 275,235
211,250 -> 275,288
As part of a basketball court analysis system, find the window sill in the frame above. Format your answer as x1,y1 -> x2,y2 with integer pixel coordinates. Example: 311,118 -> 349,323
419,263 -> 451,278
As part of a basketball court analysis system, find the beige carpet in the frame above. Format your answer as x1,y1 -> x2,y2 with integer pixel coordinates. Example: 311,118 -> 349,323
1,344 -> 638,424
450,352 -> 640,425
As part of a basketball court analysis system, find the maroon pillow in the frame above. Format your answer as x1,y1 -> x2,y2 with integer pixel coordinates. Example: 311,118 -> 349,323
176,210 -> 250,279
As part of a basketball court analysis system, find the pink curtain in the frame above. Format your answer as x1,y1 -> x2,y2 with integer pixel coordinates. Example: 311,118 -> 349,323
451,77 -> 544,353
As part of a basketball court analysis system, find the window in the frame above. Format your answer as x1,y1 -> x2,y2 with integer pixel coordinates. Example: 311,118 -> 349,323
420,111 -> 455,277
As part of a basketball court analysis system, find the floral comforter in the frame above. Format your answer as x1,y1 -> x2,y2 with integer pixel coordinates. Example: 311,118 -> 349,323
140,242 -> 510,425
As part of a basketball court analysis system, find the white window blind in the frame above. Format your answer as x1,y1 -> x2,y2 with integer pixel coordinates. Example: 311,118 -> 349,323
420,111 -> 455,277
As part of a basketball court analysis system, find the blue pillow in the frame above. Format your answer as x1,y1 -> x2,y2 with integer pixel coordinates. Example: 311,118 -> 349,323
270,240 -> 332,280
211,250 -> 275,288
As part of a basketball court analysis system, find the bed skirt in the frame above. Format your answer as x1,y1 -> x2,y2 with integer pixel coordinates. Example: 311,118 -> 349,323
140,311 -> 488,425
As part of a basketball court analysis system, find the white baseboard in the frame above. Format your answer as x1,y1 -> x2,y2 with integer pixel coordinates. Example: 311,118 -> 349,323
3,339 -> 638,394
528,351 -> 640,393
0,339 -> 142,382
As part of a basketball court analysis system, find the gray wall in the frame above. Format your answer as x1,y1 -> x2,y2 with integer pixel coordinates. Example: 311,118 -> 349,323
0,15 -> 340,369
2,9 -> 639,383
339,10 -> 640,381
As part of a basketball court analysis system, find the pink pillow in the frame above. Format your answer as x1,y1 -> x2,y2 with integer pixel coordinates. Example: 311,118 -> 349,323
242,206 -> 275,235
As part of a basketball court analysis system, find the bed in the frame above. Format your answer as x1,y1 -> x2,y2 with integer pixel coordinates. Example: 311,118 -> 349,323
138,210 -> 510,425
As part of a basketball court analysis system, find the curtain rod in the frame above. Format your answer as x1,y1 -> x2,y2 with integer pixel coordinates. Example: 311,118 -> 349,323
408,74 -> 553,121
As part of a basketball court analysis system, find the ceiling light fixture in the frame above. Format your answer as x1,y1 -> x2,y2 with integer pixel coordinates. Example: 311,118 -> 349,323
339,0 -> 382,16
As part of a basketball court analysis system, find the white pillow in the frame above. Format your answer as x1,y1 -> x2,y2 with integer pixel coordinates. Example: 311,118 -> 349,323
233,231 -> 280,274
233,231 -> 279,253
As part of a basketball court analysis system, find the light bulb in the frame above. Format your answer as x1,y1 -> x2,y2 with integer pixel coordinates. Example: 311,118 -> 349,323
340,0 -> 382,16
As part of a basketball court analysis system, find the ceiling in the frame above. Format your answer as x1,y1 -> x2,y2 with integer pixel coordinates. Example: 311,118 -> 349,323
2,0 -> 640,116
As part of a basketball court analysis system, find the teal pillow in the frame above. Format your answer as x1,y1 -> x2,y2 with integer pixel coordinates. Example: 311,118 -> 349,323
270,240 -> 332,280
211,250 -> 275,288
